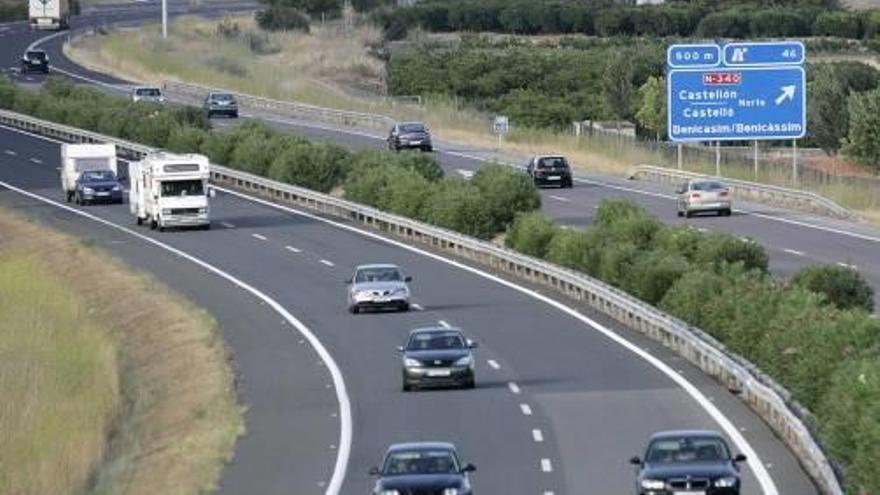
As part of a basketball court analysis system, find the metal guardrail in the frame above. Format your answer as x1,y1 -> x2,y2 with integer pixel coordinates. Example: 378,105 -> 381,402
630,165 -> 853,219
0,108 -> 844,495
162,80 -> 397,131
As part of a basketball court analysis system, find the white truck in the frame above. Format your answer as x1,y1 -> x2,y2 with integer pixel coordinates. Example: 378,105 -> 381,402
129,152 -> 212,231
29,0 -> 70,30
60,143 -> 118,203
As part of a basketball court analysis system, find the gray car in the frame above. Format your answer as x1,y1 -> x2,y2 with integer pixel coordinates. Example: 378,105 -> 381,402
131,86 -> 165,105
676,179 -> 732,218
388,122 -> 433,152
346,264 -> 411,313
204,92 -> 239,118
397,327 -> 477,391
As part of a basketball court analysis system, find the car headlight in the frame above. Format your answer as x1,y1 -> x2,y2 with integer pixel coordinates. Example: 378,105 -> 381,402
198,207 -> 207,214
715,477 -> 737,488
162,208 -> 172,215
112,185 -> 120,191
454,355 -> 473,367
379,491 -> 400,495
442,489 -> 459,495
403,358 -> 422,368
640,479 -> 665,490
82,187 -> 94,194
391,287 -> 408,295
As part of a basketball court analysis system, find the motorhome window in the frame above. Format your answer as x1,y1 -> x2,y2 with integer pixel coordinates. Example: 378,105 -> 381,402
164,164 -> 201,173
161,180 -> 204,197
74,158 -> 110,172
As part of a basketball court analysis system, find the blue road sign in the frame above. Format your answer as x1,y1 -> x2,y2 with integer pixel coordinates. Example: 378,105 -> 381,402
723,41 -> 805,66
667,41 -> 806,142
667,44 -> 721,68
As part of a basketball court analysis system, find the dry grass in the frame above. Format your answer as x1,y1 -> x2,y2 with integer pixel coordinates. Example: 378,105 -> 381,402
65,17 -> 880,219
0,209 -> 243,495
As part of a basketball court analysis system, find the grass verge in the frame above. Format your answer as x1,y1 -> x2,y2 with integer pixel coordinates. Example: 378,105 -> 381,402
0,208 -> 244,495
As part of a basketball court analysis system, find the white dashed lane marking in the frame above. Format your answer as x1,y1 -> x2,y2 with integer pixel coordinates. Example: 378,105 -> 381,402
251,233 -> 267,241
220,221 -> 235,228
540,458 -> 553,473
487,359 -> 500,370
508,382 -> 521,394
548,195 -> 569,202
520,403 -> 532,416
438,320 -> 451,328
532,429 -> 544,442
837,261 -> 858,270
411,303 -> 424,311
4,149 -> 16,156
783,248 -> 805,256
29,157 -> 42,164
319,259 -> 335,267
285,245 -> 301,253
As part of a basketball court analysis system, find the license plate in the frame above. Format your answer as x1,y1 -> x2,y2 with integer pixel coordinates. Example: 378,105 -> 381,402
410,140 -> 422,145
674,491 -> 705,495
96,191 -> 109,196
547,175 -> 561,180
427,369 -> 451,377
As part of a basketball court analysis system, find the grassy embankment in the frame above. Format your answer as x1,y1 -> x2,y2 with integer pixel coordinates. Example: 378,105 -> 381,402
0,208 -> 243,495
64,16 -> 880,220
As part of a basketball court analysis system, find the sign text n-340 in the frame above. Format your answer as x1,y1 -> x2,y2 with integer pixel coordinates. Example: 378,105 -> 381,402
668,66 -> 806,142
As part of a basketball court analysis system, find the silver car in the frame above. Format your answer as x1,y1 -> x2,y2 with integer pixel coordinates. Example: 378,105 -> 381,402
131,86 -> 165,105
346,264 -> 412,313
676,179 -> 732,218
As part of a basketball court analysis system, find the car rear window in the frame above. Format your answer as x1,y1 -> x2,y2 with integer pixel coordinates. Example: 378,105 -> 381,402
538,157 -> 568,169
400,123 -> 426,133
26,51 -> 47,60
212,94 -> 235,102
691,181 -> 725,191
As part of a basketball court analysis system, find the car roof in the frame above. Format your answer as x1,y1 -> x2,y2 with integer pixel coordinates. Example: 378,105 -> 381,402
408,326 -> 463,336
534,155 -> 566,160
649,430 -> 725,441
209,92 -> 235,97
387,442 -> 456,453
689,178 -> 725,185
399,121 -> 426,127
26,49 -> 46,54
134,86 -> 161,90
355,263 -> 400,270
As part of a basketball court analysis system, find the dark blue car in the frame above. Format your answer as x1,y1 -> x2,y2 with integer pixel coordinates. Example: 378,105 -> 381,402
75,170 -> 123,205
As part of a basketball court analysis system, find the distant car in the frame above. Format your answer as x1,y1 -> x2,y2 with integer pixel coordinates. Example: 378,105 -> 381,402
21,50 -> 49,74
630,430 -> 746,495
676,179 -> 732,218
369,442 -> 475,495
346,263 -> 411,313
203,92 -> 238,118
526,155 -> 573,188
75,170 -> 123,205
398,327 -> 477,391
131,86 -> 165,105
388,122 -> 433,152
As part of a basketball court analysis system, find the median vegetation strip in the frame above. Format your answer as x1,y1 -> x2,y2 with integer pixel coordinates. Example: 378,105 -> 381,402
3,72 -> 879,491
0,208 -> 243,495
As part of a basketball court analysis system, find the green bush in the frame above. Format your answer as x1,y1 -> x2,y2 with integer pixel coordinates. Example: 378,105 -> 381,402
596,242 -> 639,288
166,126 -> 209,154
625,250 -> 690,305
545,228 -> 598,274
0,2 -> 27,22
267,141 -> 349,193
505,212 -> 559,258
255,6 -> 311,32
749,9 -> 812,37
694,234 -> 769,273
343,162 -> 396,207
659,268 -> 730,328
696,10 -> 752,38
472,164 -> 541,232
813,11 -> 862,39
379,168 -> 434,218
593,198 -> 647,229
389,151 -> 444,181
420,179 -> 495,239
792,265 -> 875,312
0,76 -> 16,109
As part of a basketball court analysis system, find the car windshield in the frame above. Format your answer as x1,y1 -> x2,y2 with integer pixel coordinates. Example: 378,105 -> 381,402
160,179 -> 204,197
26,51 -> 46,60
81,170 -> 116,182
407,331 -> 465,351
354,267 -> 402,283
691,181 -> 725,191
646,436 -> 731,464
136,88 -> 161,96
382,449 -> 459,476
538,157 -> 567,169
400,123 -> 425,133
211,94 -> 235,102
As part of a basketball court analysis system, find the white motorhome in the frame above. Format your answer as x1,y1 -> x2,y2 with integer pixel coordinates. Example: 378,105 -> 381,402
129,152 -> 212,231
29,0 -> 70,30
60,143 -> 118,202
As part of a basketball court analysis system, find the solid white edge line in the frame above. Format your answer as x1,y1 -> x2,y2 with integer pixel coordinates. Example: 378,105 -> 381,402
214,186 -> 780,495
0,179 -> 352,495
783,248 -> 805,256
520,404 -> 533,416
540,458 -> 553,473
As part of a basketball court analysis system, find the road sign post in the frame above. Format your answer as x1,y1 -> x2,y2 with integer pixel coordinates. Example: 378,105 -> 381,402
667,41 -> 806,174
494,115 -> 509,150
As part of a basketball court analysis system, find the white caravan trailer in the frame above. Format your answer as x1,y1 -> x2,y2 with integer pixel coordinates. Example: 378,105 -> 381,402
60,143 -> 118,202
128,152 -> 212,231
29,0 -> 70,30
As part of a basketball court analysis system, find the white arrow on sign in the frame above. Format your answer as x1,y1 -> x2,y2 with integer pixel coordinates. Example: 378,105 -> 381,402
775,85 -> 796,105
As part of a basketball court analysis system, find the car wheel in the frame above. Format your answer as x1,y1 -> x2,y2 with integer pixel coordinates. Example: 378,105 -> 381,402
402,382 -> 413,392
231,112 -> 238,119
563,179 -> 573,188
348,305 -> 359,314
136,216 -> 143,226
423,146 -> 433,152
722,208 -> 732,216
202,223 -> 211,231
465,377 -> 476,389
684,210 -> 693,218
149,218 -> 157,230
676,209 -> 683,217
399,302 -> 410,312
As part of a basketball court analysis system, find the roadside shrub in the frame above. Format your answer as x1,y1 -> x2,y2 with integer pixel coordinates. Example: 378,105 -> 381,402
0,1 -> 27,22
255,6 -> 310,32
861,10 -> 880,39
420,179 -> 495,239
267,141 -> 349,193
694,234 -> 769,273
596,242 -> 640,288
792,265 -> 875,312
343,163 -> 396,207
0,76 -> 15,109
379,169 -> 434,218
505,212 -> 559,258
472,164 -> 541,233
696,10 -> 752,38
813,11 -> 862,39
601,215 -> 663,250
625,250 -> 691,305
166,126 -> 208,154
200,131 -> 239,164
654,225 -> 703,262
659,268 -> 731,328
230,135 -> 279,176
593,198 -> 646,229
545,228 -> 598,274
749,9 -> 812,37
390,151 -> 444,181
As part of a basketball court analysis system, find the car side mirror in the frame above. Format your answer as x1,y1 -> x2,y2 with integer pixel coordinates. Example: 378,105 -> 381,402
629,456 -> 642,465
461,463 -> 476,473
208,187 -> 216,198
368,466 -> 380,476
734,454 -> 747,463
396,345 -> 404,353
467,339 -> 478,349
404,276 -> 412,282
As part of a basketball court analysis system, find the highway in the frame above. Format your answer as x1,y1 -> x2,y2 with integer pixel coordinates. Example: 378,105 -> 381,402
0,6 -> 830,495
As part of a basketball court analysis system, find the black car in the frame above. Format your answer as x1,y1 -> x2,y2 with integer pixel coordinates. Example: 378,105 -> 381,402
388,122 -> 433,152
630,430 -> 747,495
526,155 -> 573,188
370,442 -> 475,495
398,327 -> 477,391
204,92 -> 238,118
75,170 -> 123,205
21,50 -> 49,74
